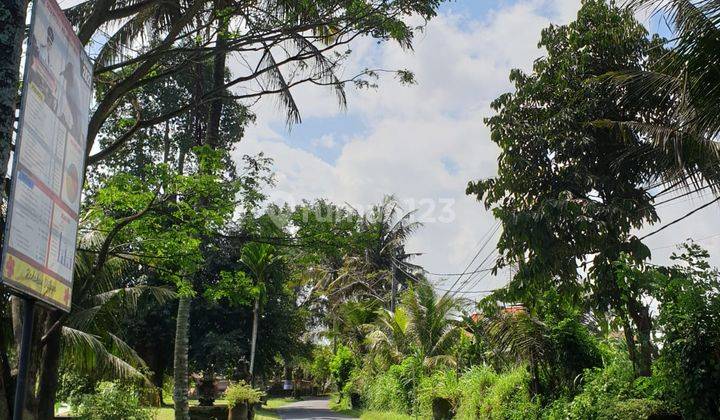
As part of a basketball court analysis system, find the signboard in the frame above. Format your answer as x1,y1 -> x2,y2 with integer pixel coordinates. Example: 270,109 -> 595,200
1,0 -> 92,311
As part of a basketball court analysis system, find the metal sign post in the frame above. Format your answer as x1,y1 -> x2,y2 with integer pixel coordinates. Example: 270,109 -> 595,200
1,0 -> 92,416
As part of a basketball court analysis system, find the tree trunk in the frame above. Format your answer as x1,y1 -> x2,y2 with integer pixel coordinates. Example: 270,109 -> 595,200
37,311 -> 62,418
0,0 -> 29,208
627,298 -> 653,377
249,298 -> 259,383
621,318 -> 639,371
173,297 -> 191,420
204,0 -> 229,149
10,298 -> 47,420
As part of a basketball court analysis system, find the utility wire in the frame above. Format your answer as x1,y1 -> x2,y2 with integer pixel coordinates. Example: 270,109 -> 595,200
641,196 -> 720,240
440,222 -> 500,299
451,251 -> 499,298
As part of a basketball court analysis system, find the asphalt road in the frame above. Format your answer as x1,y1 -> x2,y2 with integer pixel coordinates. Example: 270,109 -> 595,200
275,397 -> 358,420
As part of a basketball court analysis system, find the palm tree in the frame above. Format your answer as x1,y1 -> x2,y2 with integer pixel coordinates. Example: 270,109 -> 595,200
37,233 -> 176,418
367,281 -> 462,369
480,309 -> 550,395
239,242 -> 277,383
608,0 -> 720,186
360,196 -> 422,309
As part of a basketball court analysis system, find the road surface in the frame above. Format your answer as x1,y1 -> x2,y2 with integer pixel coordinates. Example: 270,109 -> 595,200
275,397 -> 358,420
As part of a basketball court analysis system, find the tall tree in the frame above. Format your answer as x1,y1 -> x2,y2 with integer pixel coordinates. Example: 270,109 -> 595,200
467,0 -> 668,376
239,242 -> 277,383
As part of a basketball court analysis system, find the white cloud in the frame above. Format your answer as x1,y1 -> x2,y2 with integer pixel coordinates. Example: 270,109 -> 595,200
311,134 -> 337,149
231,0 -> 720,297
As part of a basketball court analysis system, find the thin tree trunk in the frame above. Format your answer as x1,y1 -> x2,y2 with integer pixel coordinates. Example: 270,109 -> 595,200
173,297 -> 191,420
249,298 -> 259,383
10,300 -> 46,420
37,311 -> 62,418
627,298 -> 653,377
622,319 -> 639,371
204,0 -> 229,149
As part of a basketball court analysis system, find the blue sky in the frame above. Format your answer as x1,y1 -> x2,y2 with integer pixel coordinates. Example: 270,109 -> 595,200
231,0 -> 720,298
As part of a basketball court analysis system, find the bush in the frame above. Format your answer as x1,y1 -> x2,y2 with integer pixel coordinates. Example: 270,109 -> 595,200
542,359 -> 672,419
329,344 -> 355,393
652,243 -> 720,419
224,381 -> 264,407
418,369 -> 461,417
362,365 -> 411,413
74,381 -> 154,420
57,369 -> 95,408
454,365 -> 497,419
455,366 -> 539,420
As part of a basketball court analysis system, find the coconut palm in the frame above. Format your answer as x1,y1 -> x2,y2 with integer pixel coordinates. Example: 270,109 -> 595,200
239,242 -> 277,383
359,196 -> 422,309
607,0 -> 720,186
36,233 -> 175,418
367,281 -> 462,369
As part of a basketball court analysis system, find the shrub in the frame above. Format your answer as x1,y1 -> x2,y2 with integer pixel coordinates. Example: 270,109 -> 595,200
652,242 -> 720,419
418,369 -> 461,417
74,381 -> 154,420
57,369 -> 95,408
454,366 -> 540,420
544,317 -> 602,395
480,367 -> 539,420
363,365 -> 410,413
542,359 -> 673,419
454,365 -> 497,419
329,344 -> 355,393
224,381 -> 264,407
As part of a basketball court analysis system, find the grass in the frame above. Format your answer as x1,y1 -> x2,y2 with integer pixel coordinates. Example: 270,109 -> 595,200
359,412 -> 414,420
328,393 -> 412,420
155,397 -> 295,420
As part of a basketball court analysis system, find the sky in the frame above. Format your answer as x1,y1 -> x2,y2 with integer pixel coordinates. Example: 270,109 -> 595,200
228,0 -> 720,299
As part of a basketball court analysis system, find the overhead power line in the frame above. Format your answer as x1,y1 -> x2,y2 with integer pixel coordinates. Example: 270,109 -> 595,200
440,222 -> 500,298
641,196 -> 720,240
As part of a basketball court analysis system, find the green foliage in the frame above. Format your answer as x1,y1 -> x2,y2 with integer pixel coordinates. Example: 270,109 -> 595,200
542,358 -> 671,419
418,369 -> 462,416
652,242 -> 720,418
73,381 -> 154,420
205,270 -> 257,306
224,381 -> 265,407
309,346 -> 334,387
362,366 -> 412,413
330,344 -> 356,392
455,366 -> 539,420
544,317 -> 602,395
359,411 -> 414,420
56,369 -> 95,408
454,365 -> 498,419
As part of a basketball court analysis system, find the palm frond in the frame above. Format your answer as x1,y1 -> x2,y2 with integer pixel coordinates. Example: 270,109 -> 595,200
61,327 -> 150,384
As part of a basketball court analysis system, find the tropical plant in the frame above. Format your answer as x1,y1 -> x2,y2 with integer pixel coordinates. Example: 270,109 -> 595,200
607,0 -> 720,186
73,381 -> 154,420
652,242 -> 720,418
37,233 -> 175,418
240,242 -> 278,382
330,344 -> 356,396
367,281 -> 462,369
224,381 -> 264,407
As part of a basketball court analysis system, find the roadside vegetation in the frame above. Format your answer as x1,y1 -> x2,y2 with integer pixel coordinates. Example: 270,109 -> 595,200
0,0 -> 718,418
